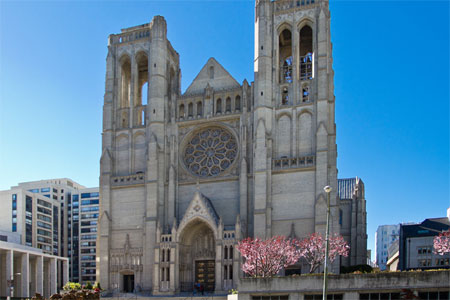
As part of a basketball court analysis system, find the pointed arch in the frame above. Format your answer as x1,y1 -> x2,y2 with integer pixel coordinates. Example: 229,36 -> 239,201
298,110 -> 313,155
276,114 -> 292,158
119,54 -> 132,108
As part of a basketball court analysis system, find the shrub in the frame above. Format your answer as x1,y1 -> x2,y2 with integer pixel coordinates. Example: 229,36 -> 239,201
85,281 -> 93,290
341,264 -> 373,274
93,282 -> 102,290
63,282 -> 82,291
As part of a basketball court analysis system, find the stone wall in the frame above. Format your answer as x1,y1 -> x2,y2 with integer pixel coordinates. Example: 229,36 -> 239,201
235,271 -> 450,299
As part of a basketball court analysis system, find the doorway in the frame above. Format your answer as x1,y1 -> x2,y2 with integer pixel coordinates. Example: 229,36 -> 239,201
195,260 -> 215,292
123,274 -> 134,293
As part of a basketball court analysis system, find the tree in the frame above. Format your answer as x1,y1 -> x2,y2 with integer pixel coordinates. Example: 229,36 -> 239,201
433,230 -> 450,255
298,232 -> 349,273
236,236 -> 301,277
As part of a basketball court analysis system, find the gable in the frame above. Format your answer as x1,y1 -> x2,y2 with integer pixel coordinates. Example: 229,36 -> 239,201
178,191 -> 219,233
184,57 -> 240,95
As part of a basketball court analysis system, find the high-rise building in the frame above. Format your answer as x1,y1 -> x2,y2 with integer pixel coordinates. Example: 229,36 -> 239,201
71,188 -> 99,284
0,179 -> 99,284
98,0 -> 367,294
0,187 -> 62,255
375,224 -> 400,270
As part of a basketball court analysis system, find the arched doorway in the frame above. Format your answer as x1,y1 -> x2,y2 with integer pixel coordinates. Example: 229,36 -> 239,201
119,270 -> 135,293
179,219 -> 216,292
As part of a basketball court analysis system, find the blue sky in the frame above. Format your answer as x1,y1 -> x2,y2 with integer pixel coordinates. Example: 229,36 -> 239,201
0,0 -> 448,259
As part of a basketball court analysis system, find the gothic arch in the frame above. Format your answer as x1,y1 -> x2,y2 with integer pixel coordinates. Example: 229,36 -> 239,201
177,216 -> 218,244
297,110 -> 313,155
276,114 -> 292,158
277,22 -> 293,35
296,18 -> 314,32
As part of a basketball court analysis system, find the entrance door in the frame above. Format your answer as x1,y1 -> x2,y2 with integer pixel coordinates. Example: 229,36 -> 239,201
123,274 -> 134,293
195,260 -> 215,292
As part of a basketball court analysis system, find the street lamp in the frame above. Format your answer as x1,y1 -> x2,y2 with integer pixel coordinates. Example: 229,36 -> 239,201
322,185 -> 332,300
8,272 -> 21,300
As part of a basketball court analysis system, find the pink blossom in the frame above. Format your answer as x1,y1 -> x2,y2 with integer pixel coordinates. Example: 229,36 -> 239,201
298,232 -> 349,273
236,236 -> 301,277
434,230 -> 450,255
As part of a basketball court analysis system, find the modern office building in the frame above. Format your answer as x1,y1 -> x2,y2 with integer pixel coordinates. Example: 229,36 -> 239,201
70,188 -> 99,284
0,180 -> 99,284
398,216 -> 450,270
0,187 -> 62,256
375,224 -> 400,270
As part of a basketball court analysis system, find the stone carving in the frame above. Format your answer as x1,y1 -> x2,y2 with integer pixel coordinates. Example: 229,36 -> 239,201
110,234 -> 143,272
183,127 -> 237,177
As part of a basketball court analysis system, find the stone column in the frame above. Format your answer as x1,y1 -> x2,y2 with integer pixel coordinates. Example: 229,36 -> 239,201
35,256 -> 43,295
21,253 -> 29,297
62,260 -> 68,287
49,258 -> 57,295
5,250 -> 13,297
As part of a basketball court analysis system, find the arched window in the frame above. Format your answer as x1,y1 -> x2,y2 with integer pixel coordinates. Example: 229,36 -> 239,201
209,66 -> 214,79
229,246 -> 233,259
161,249 -> 165,262
279,28 -> 292,83
179,104 -> 185,119
167,249 -> 170,262
120,57 -> 131,108
235,96 -> 241,111
197,101 -> 203,116
188,103 -> 193,117
226,97 -> 231,113
224,246 -> 228,259
300,25 -> 313,80
216,98 -> 222,114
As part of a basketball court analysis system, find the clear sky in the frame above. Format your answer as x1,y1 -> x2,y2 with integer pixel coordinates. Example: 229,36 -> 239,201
1,0 -> 448,260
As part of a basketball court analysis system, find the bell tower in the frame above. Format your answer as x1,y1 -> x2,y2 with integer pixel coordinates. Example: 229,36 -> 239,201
98,16 -> 180,292
253,0 -> 339,243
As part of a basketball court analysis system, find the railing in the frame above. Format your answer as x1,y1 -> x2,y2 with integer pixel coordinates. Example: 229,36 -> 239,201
112,29 -> 150,44
111,173 -> 145,187
274,0 -> 317,12
273,155 -> 315,170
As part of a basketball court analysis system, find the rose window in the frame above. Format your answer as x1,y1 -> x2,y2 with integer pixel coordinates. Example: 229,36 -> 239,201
184,127 -> 237,177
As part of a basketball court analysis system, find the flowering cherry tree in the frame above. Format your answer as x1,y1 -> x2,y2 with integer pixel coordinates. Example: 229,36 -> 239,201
434,230 -> 450,255
236,236 -> 301,277
298,232 -> 350,273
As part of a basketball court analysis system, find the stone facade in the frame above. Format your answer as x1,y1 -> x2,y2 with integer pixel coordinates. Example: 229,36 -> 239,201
98,0 -> 367,294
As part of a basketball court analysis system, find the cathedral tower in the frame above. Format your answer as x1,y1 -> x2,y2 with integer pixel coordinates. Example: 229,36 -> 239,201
98,16 -> 180,291
253,0 -> 339,240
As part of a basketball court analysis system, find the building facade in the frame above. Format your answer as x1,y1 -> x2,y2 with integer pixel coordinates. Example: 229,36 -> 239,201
375,224 -> 400,270
398,217 -> 450,270
98,0 -> 367,294
0,241 -> 68,298
0,180 -> 99,284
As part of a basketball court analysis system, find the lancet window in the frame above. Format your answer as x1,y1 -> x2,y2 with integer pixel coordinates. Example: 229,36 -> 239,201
279,29 -> 293,83
299,25 -> 313,80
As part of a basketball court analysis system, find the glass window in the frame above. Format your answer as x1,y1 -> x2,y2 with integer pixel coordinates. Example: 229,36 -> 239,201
41,187 -> 50,192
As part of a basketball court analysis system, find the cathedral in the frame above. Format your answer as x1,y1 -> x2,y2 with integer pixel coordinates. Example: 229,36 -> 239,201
97,0 -> 367,294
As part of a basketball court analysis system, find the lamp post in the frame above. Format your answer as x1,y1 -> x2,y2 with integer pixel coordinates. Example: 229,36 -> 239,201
322,185 -> 332,300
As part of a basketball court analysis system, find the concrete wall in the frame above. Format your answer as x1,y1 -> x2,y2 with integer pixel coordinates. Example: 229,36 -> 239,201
236,271 -> 450,297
